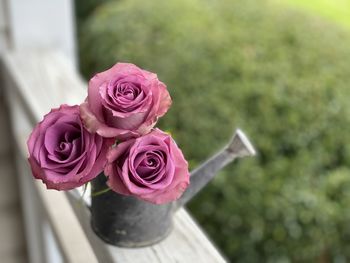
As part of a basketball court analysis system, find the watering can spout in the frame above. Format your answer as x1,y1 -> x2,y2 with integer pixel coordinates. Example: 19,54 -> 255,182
175,129 -> 256,209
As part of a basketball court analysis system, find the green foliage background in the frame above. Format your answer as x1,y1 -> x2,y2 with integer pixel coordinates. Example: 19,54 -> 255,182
76,0 -> 350,261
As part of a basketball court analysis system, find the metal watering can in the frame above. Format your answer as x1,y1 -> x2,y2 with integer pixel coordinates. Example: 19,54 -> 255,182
90,129 -> 255,247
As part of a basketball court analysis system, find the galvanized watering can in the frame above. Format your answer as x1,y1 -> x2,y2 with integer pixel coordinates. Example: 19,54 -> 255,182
90,129 -> 255,247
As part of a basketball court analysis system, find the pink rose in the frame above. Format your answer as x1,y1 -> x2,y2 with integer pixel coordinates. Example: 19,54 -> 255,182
105,129 -> 190,204
80,63 -> 172,140
27,105 -> 114,190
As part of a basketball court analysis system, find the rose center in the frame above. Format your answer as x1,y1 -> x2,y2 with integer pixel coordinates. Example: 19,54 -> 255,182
103,79 -> 147,114
54,128 -> 81,160
59,142 -> 69,151
115,82 -> 140,101
147,157 -> 158,167
119,85 -> 138,99
133,150 -> 166,185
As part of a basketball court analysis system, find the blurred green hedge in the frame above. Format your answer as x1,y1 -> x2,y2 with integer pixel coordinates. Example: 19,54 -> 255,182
77,0 -> 350,261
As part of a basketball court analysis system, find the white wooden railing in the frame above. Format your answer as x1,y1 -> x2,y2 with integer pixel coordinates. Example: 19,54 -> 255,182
0,50 -> 227,263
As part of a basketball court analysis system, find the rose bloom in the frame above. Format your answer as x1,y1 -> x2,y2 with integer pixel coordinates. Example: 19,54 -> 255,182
80,63 -> 172,140
27,105 -> 113,190
105,129 -> 190,204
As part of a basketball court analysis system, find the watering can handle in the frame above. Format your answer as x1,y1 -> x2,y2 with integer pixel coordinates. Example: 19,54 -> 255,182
175,129 -> 256,209
67,187 -> 92,210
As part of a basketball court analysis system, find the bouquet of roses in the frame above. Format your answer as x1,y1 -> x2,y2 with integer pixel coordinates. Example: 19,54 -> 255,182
27,63 -> 190,205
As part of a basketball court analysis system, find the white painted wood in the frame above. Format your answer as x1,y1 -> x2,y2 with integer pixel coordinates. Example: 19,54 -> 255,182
4,74 -> 46,263
0,158 -> 26,263
15,151 -> 47,263
1,50 -> 227,263
0,97 -> 10,156
6,0 -> 76,66
0,157 -> 19,208
42,220 -> 64,263
0,0 -> 6,30
0,0 -> 9,51
2,50 -> 85,120
0,31 -> 7,52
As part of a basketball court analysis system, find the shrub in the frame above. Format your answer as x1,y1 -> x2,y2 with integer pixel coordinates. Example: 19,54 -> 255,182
78,0 -> 350,261
75,0 -> 114,23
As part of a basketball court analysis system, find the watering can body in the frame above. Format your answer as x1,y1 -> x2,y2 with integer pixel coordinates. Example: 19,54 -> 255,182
91,175 -> 174,247
91,129 -> 255,247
